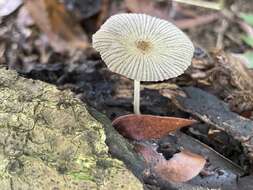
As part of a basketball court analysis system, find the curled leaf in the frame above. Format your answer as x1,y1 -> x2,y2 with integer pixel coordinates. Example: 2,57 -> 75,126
136,144 -> 206,183
155,150 -> 206,183
112,114 -> 196,140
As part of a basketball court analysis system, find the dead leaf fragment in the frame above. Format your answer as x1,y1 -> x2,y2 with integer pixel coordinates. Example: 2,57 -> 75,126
155,150 -> 206,183
24,0 -> 89,52
112,114 -> 196,140
136,144 -> 206,183
0,0 -> 22,17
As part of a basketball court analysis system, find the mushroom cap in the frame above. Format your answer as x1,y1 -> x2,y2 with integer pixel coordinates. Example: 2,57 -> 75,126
92,13 -> 194,82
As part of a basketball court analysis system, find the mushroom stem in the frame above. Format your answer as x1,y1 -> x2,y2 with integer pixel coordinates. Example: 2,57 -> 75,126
134,80 -> 141,114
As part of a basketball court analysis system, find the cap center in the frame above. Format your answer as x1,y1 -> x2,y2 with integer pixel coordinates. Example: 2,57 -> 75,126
135,40 -> 152,54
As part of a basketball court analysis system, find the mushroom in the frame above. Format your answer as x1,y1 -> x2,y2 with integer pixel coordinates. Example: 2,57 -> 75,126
92,13 -> 194,114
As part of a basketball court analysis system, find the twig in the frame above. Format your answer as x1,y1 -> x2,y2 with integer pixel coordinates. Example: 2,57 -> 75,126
216,19 -> 229,49
171,0 -> 224,10
174,13 -> 220,29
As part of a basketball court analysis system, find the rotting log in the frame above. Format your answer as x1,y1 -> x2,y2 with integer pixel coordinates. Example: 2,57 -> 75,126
0,67 -> 143,190
175,87 -> 253,166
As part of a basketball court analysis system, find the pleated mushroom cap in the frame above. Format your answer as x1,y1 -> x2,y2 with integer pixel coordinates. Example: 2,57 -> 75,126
92,13 -> 194,82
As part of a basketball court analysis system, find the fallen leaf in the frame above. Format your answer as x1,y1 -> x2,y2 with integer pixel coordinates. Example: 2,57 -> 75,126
112,114 -> 196,140
0,0 -> 22,17
155,150 -> 206,182
24,0 -> 89,52
136,144 -> 206,183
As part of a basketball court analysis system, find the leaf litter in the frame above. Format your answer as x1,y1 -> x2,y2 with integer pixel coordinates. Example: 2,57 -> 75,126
24,0 -> 89,52
2,0 -> 253,189
112,113 -> 205,183
136,144 -> 206,183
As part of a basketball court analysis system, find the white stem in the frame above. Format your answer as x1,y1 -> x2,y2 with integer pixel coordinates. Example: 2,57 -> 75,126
134,80 -> 141,114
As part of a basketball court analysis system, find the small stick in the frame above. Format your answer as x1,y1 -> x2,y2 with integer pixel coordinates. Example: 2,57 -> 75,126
172,0 -> 224,10
134,80 -> 141,114
216,19 -> 228,49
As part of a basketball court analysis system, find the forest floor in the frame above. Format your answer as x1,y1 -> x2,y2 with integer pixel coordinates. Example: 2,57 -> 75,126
1,0 -> 253,189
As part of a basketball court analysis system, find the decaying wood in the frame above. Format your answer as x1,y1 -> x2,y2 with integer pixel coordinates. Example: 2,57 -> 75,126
0,67 -> 143,190
174,87 -> 253,165
188,51 -> 253,114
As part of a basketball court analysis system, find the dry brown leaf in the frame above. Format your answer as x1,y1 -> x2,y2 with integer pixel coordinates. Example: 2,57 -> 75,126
136,144 -> 206,183
155,150 -> 206,182
24,0 -> 89,52
112,114 -> 196,140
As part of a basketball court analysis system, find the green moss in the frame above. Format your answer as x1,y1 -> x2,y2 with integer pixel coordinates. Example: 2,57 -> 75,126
68,171 -> 95,181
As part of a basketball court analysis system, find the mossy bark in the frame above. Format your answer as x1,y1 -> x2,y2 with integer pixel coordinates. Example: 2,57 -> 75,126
0,67 -> 143,190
